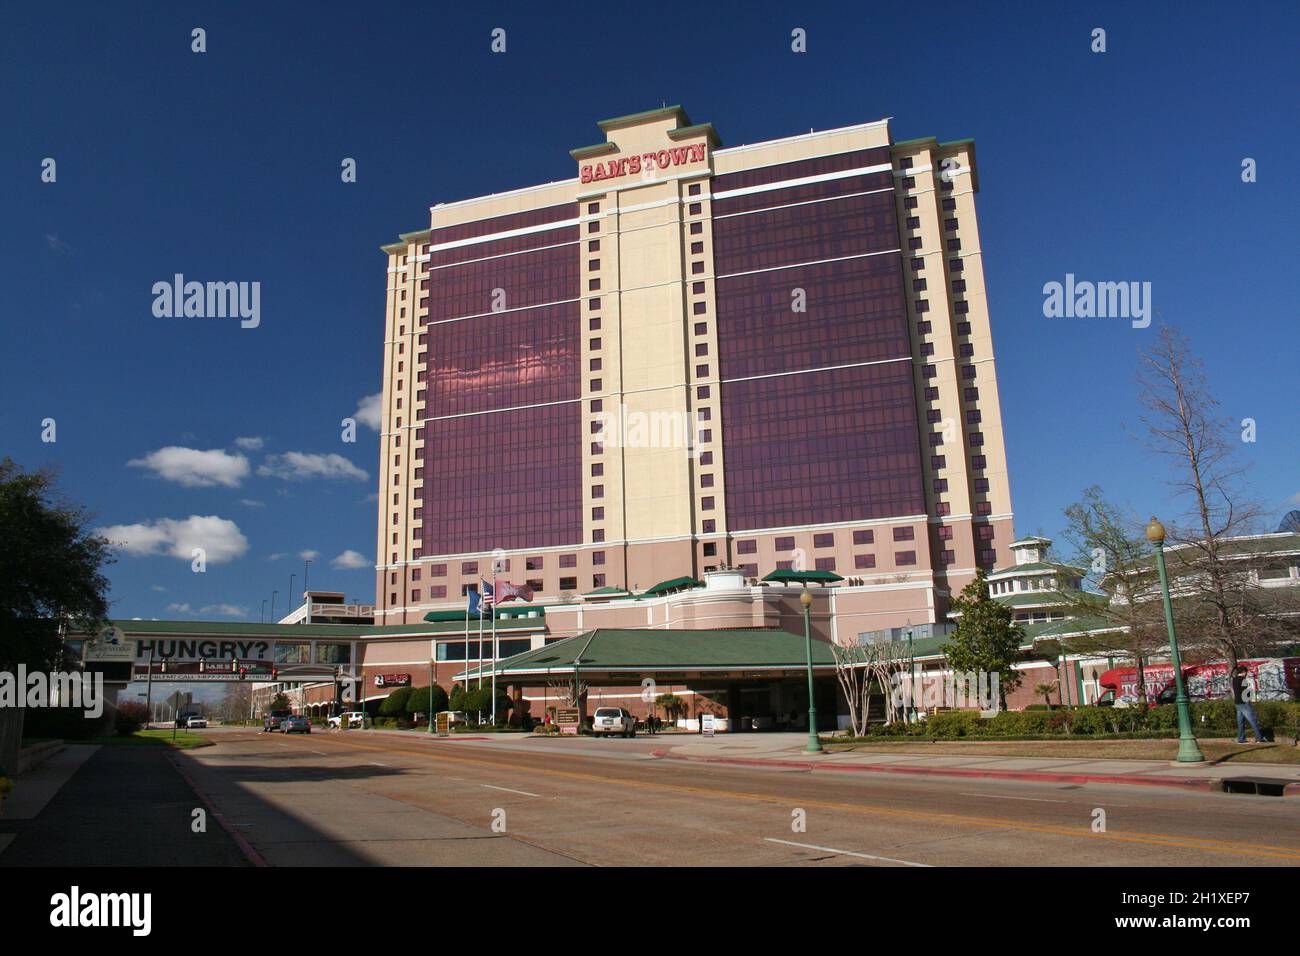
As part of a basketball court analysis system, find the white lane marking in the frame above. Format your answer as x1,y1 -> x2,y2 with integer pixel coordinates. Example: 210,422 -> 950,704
481,784 -> 541,798
765,837 -> 931,867
311,751 -> 327,756
958,792 -> 1067,804
369,761 -> 390,767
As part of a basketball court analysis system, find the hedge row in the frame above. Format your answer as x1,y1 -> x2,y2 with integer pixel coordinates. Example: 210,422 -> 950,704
859,701 -> 1300,739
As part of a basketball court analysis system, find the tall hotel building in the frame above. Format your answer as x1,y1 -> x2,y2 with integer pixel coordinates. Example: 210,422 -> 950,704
376,106 -> 1014,638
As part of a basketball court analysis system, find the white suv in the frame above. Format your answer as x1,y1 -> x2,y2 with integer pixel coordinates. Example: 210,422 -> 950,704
592,707 -> 636,738
328,711 -> 365,728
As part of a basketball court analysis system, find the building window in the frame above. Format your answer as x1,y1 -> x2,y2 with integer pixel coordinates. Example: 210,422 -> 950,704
938,526 -> 953,540
931,455 -> 946,469
813,532 -> 834,548
461,561 -> 477,575
703,542 -> 717,557
560,554 -> 576,568
560,576 -> 577,591
854,554 -> 876,569
592,484 -> 604,499
699,451 -> 713,465
737,539 -> 757,554
701,496 -> 715,510
815,557 -> 836,571
593,529 -> 605,543
702,519 -> 716,533
776,536 -> 796,551
852,530 -> 874,545
700,473 -> 714,487
593,574 -> 606,588
590,297 -> 601,310
895,551 -> 917,566
688,183 -> 701,196
591,463 -> 603,477
526,556 -> 543,571
593,551 -> 605,566
893,527 -> 915,541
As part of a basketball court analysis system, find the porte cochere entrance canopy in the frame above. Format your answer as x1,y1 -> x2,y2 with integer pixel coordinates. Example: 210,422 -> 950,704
458,627 -> 838,684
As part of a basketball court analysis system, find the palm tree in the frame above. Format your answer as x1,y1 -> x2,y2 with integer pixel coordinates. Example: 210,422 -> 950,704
1034,681 -> 1058,709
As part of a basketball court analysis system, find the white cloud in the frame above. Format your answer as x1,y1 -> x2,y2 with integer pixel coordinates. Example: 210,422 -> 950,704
354,393 -> 382,431
258,452 -> 367,482
234,436 -> 265,451
299,549 -> 320,561
239,499 -> 265,508
331,549 -> 370,570
128,447 -> 250,488
151,585 -> 167,592
96,515 -> 249,564
167,602 -> 193,614
199,603 -> 249,618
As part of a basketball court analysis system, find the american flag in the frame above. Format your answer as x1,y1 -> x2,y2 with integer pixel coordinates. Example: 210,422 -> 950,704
495,580 -> 534,603
479,579 -> 495,608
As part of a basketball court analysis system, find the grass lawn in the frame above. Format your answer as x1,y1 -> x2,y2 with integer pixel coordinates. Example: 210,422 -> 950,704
94,730 -> 215,750
822,737 -> 1300,765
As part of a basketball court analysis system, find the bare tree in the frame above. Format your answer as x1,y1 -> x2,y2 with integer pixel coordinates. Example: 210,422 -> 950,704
831,636 -> 911,735
1057,486 -> 1168,706
1137,326 -> 1298,665
548,677 -> 588,708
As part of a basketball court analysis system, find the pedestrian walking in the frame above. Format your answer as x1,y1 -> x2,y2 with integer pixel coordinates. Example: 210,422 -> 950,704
1231,664 -> 1264,744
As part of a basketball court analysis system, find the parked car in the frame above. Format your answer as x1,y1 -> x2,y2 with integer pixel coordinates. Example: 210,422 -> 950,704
328,711 -> 366,728
592,707 -> 636,738
186,716 -> 208,729
264,709 -> 292,731
282,715 -> 312,734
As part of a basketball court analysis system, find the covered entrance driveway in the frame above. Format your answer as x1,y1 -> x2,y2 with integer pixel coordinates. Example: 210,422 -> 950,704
461,627 -> 840,731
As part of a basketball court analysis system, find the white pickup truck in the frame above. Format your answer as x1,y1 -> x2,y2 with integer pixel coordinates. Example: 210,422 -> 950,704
328,711 -> 365,728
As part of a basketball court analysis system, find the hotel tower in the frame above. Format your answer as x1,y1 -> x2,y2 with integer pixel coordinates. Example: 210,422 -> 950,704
375,106 -> 1014,639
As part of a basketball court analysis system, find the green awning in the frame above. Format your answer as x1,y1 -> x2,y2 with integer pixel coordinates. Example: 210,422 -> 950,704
761,569 -> 844,585
642,576 -> 704,596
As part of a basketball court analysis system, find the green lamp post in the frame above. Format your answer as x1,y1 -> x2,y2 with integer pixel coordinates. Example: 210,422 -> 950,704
1145,516 -> 1205,764
801,588 -> 823,753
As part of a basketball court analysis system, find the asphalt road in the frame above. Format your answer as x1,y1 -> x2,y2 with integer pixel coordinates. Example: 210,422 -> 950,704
167,729 -> 1300,867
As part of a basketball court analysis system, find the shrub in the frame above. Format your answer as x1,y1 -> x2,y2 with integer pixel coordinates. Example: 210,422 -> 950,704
925,710 -> 982,737
115,701 -> 149,736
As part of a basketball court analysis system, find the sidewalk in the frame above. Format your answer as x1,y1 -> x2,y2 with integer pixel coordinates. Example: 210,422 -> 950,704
662,733 -> 1300,794
0,743 -> 251,866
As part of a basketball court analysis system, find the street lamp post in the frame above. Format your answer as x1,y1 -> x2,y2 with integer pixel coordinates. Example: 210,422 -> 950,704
906,627 -> 916,723
800,588 -> 823,754
1145,517 -> 1206,764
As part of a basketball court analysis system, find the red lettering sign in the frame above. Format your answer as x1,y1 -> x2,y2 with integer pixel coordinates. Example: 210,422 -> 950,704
580,141 -> 706,185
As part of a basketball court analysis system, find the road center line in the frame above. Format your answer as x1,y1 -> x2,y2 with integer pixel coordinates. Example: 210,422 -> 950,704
958,792 -> 1068,804
481,784 -> 541,797
765,837 -> 931,867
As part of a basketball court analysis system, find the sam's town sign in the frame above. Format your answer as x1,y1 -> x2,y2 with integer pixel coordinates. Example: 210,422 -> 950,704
374,673 -> 411,688
580,142 -> 708,184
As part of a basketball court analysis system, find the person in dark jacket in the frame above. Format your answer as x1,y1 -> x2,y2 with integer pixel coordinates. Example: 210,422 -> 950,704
1231,665 -> 1264,744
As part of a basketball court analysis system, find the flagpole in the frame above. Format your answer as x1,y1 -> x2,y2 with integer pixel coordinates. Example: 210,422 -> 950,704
491,565 -> 499,725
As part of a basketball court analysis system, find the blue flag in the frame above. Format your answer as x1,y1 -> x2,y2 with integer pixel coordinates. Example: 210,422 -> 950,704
467,590 -> 481,617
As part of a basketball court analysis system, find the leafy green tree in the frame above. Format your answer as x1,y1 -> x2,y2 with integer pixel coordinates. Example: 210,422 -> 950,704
378,686 -> 413,716
463,685 -> 511,720
946,571 -> 1025,708
0,458 -> 112,671
449,682 -> 467,712
269,692 -> 291,712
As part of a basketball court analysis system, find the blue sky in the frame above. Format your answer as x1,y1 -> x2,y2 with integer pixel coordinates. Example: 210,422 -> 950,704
2,1 -> 1296,622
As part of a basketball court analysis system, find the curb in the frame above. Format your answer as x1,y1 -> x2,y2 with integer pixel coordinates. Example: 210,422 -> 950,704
665,752 -> 1300,795
164,752 -> 269,867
